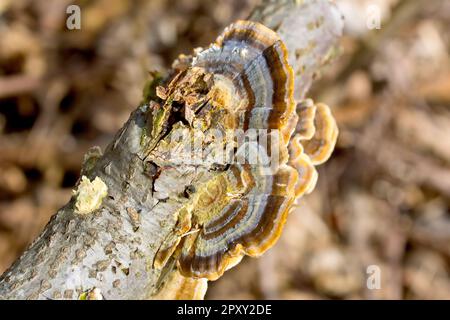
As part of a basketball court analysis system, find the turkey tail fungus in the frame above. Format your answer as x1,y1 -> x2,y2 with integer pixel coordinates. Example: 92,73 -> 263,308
151,21 -> 338,284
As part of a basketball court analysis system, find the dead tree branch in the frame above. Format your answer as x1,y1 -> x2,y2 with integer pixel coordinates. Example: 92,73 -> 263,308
0,0 -> 342,300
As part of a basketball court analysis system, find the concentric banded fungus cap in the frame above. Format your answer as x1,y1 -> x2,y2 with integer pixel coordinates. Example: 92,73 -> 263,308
172,20 -> 301,280
301,102 -> 338,165
192,20 -> 295,141
151,20 -> 337,281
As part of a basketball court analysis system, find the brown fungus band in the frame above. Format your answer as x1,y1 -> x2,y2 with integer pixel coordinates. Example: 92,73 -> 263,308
151,20 -> 338,281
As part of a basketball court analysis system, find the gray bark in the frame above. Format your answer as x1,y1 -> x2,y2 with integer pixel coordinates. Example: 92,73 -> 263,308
0,0 -> 342,300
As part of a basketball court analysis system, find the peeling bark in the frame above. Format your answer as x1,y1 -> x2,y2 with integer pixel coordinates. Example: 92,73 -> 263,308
0,0 -> 342,300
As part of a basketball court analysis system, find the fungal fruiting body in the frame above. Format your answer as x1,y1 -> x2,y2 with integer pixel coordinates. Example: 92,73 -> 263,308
73,176 -> 108,215
151,270 -> 208,300
149,21 -> 338,281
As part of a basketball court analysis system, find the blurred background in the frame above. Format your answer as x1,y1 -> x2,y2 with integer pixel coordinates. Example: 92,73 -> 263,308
0,0 -> 449,299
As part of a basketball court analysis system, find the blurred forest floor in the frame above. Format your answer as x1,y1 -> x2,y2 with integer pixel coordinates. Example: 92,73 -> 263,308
0,0 -> 449,299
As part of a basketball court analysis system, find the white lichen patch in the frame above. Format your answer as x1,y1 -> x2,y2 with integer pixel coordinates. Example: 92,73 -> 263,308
73,176 -> 108,215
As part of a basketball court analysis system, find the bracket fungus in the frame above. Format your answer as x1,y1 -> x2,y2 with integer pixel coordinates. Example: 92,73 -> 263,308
148,21 -> 338,281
